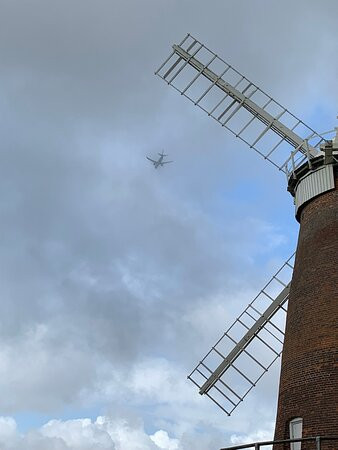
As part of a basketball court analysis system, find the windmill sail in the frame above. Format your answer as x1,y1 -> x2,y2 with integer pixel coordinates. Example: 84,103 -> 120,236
155,34 -> 328,178
187,254 -> 295,416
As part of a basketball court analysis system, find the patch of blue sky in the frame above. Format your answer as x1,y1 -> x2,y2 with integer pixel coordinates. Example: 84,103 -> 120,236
212,182 -> 297,269
221,179 -> 266,206
13,405 -> 103,433
216,175 -> 294,220
301,100 -> 336,138
142,412 -> 176,436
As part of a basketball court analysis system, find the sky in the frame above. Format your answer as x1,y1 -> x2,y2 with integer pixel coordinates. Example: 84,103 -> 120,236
0,0 -> 337,448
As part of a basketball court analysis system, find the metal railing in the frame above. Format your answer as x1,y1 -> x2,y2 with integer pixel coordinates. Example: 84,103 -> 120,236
220,436 -> 338,450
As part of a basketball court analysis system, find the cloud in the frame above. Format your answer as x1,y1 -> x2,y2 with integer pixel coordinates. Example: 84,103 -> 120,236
0,415 -> 236,450
0,0 -> 336,446
0,415 -> 160,450
150,431 -> 179,450
230,424 -> 275,446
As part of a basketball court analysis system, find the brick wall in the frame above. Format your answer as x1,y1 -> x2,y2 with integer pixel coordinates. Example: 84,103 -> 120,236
273,166 -> 338,450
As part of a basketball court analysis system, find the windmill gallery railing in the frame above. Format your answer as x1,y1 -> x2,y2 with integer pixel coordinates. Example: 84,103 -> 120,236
220,435 -> 338,450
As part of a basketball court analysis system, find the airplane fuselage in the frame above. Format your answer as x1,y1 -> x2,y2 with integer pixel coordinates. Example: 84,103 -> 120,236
146,152 -> 172,168
154,156 -> 164,168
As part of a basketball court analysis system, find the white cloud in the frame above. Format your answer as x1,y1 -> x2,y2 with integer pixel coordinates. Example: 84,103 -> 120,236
150,430 -> 180,450
0,0 -> 336,448
0,413 -> 274,450
0,416 -> 184,450
230,423 -> 275,446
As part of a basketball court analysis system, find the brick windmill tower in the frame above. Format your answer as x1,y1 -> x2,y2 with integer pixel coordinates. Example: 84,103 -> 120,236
273,136 -> 338,450
155,34 -> 338,449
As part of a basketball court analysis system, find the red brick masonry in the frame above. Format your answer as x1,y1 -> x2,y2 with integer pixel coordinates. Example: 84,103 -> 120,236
273,168 -> 338,450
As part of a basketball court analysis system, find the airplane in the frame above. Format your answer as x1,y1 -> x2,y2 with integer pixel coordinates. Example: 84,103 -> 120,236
146,151 -> 173,168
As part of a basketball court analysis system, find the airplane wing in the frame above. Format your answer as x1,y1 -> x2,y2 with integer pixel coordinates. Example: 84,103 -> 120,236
162,160 -> 173,164
146,156 -> 157,163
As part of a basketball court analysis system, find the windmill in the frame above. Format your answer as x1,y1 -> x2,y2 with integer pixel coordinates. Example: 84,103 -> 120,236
155,34 -> 337,449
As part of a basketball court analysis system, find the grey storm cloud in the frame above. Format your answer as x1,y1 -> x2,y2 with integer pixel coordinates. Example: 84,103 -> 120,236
0,0 -> 337,446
